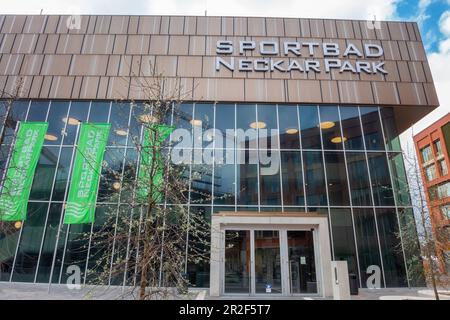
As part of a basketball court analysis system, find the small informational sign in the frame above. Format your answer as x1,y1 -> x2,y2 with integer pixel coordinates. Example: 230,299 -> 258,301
300,256 -> 306,265
265,284 -> 272,293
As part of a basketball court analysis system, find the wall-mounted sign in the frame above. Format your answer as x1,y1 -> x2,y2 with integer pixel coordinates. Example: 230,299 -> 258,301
215,40 -> 388,74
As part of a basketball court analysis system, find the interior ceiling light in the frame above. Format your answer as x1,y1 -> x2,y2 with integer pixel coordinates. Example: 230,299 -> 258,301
319,121 -> 335,129
190,119 -> 202,126
115,129 -> 128,136
62,117 -> 80,125
14,221 -> 22,229
112,182 -> 121,190
285,128 -> 298,134
249,121 -> 267,129
331,136 -> 347,143
44,134 -> 58,141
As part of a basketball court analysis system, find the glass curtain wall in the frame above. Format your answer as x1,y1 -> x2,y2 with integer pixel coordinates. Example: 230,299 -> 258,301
0,101 -> 411,288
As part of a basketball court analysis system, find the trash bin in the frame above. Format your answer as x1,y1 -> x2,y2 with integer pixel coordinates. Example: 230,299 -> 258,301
349,273 -> 359,295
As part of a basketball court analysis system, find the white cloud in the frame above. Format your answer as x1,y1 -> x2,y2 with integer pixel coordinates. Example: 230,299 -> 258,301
0,0 -> 398,20
439,10 -> 450,36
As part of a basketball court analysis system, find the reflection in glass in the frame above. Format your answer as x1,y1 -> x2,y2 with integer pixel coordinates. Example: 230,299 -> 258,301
339,106 -> 363,150
225,230 -> 250,293
353,208 -> 383,288
193,103 -> 214,149
51,147 -> 72,201
303,151 -> 327,206
88,101 -> 110,122
319,106 -> 342,150
237,150 -> 258,205
330,209 -> 358,279
29,146 -> 59,200
45,101 -> 70,145
236,104 -> 256,149
190,164 -> 213,205
389,153 -> 411,206
63,101 -> 89,145
27,101 -> 48,122
2,101 -> 29,145
288,230 -> 317,294
108,102 -> 130,146
281,151 -> 304,206
278,105 -> 300,149
376,208 -> 407,287
214,162 -> 235,205
360,107 -> 384,150
257,104 -> 278,150
324,152 -> 350,206
259,151 -> 281,206
346,152 -> 372,206
380,107 -> 401,151
255,230 -> 282,294
367,153 -> 395,206
215,104 -> 235,149
299,105 -> 321,149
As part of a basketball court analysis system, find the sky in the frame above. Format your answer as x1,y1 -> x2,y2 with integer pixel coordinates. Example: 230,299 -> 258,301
0,0 -> 449,149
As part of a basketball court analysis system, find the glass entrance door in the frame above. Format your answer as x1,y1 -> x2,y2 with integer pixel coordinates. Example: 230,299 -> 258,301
254,230 -> 282,294
223,229 -> 317,295
287,230 -> 317,294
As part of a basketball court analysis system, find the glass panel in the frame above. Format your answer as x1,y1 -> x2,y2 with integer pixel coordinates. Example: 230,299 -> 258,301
88,101 -> 110,122
27,101 -> 48,122
281,151 -> 304,206
193,103 -> 214,149
0,220 -> 22,281
303,151 -> 327,206
190,164 -> 212,205
360,106 -> 384,151
215,104 -> 235,149
319,106 -> 342,150
376,208 -> 407,287
236,104 -> 256,149
257,104 -> 278,150
12,202 -> 49,282
214,160 -> 235,206
173,103 -> 193,149
29,146 -> 59,200
63,101 -> 89,145
51,147 -> 73,201
259,151 -> 281,206
36,203 -> 63,283
339,106 -> 364,150
346,152 -> 372,206
353,208 -> 383,288
380,107 -> 401,151
278,105 -> 300,149
254,230 -> 282,294
45,101 -> 70,146
329,209 -> 358,279
299,105 -> 321,149
388,152 -> 411,206
367,153 -> 395,206
224,230 -> 250,293
288,230 -> 317,294
236,150 -> 258,206
186,206 -> 211,288
108,102 -> 130,146
324,151 -> 350,206
97,147 -> 125,203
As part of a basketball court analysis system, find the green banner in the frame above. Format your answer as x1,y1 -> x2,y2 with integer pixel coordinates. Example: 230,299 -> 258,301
137,124 -> 174,202
64,123 -> 110,224
0,122 -> 48,221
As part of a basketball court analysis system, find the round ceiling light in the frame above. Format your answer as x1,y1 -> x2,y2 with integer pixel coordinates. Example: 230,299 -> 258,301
115,129 -> 128,136
331,136 -> 347,143
44,134 -> 58,141
62,117 -> 80,125
112,182 -> 121,190
285,128 -> 298,134
190,119 -> 202,126
249,121 -> 267,129
319,121 -> 335,129
139,114 -> 157,124
14,221 -> 22,229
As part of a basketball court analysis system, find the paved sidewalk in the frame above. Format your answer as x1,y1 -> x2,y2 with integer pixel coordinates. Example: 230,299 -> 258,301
0,282 -> 436,300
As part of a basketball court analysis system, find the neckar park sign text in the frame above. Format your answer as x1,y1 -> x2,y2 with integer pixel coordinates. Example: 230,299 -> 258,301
215,40 -> 388,74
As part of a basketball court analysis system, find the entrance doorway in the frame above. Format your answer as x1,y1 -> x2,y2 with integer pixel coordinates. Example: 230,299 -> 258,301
223,229 -> 317,296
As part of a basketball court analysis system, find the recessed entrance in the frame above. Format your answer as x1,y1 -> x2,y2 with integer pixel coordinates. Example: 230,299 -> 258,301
224,229 -> 317,295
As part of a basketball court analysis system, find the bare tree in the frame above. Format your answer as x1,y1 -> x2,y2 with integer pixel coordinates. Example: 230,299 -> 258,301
396,134 -> 449,300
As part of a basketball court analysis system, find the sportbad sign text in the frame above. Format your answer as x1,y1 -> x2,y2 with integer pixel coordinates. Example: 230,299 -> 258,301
215,40 -> 388,74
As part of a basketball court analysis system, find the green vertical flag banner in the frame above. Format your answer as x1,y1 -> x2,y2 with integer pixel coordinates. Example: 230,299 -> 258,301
137,124 -> 174,202
0,122 -> 48,221
64,123 -> 110,224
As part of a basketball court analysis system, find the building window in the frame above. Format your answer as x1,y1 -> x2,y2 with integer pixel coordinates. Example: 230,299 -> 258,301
441,205 -> 450,220
430,181 -> 450,200
433,139 -> 442,157
438,159 -> 448,176
425,164 -> 437,181
421,145 -> 433,163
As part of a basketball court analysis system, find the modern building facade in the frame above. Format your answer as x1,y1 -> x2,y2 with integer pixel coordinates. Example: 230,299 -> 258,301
413,113 -> 450,272
0,14 -> 440,297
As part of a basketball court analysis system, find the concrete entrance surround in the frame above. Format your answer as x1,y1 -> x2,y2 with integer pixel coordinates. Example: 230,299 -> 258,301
209,212 -> 333,298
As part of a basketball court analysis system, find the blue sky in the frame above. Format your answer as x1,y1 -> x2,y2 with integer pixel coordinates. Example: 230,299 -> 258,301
396,0 -> 450,53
